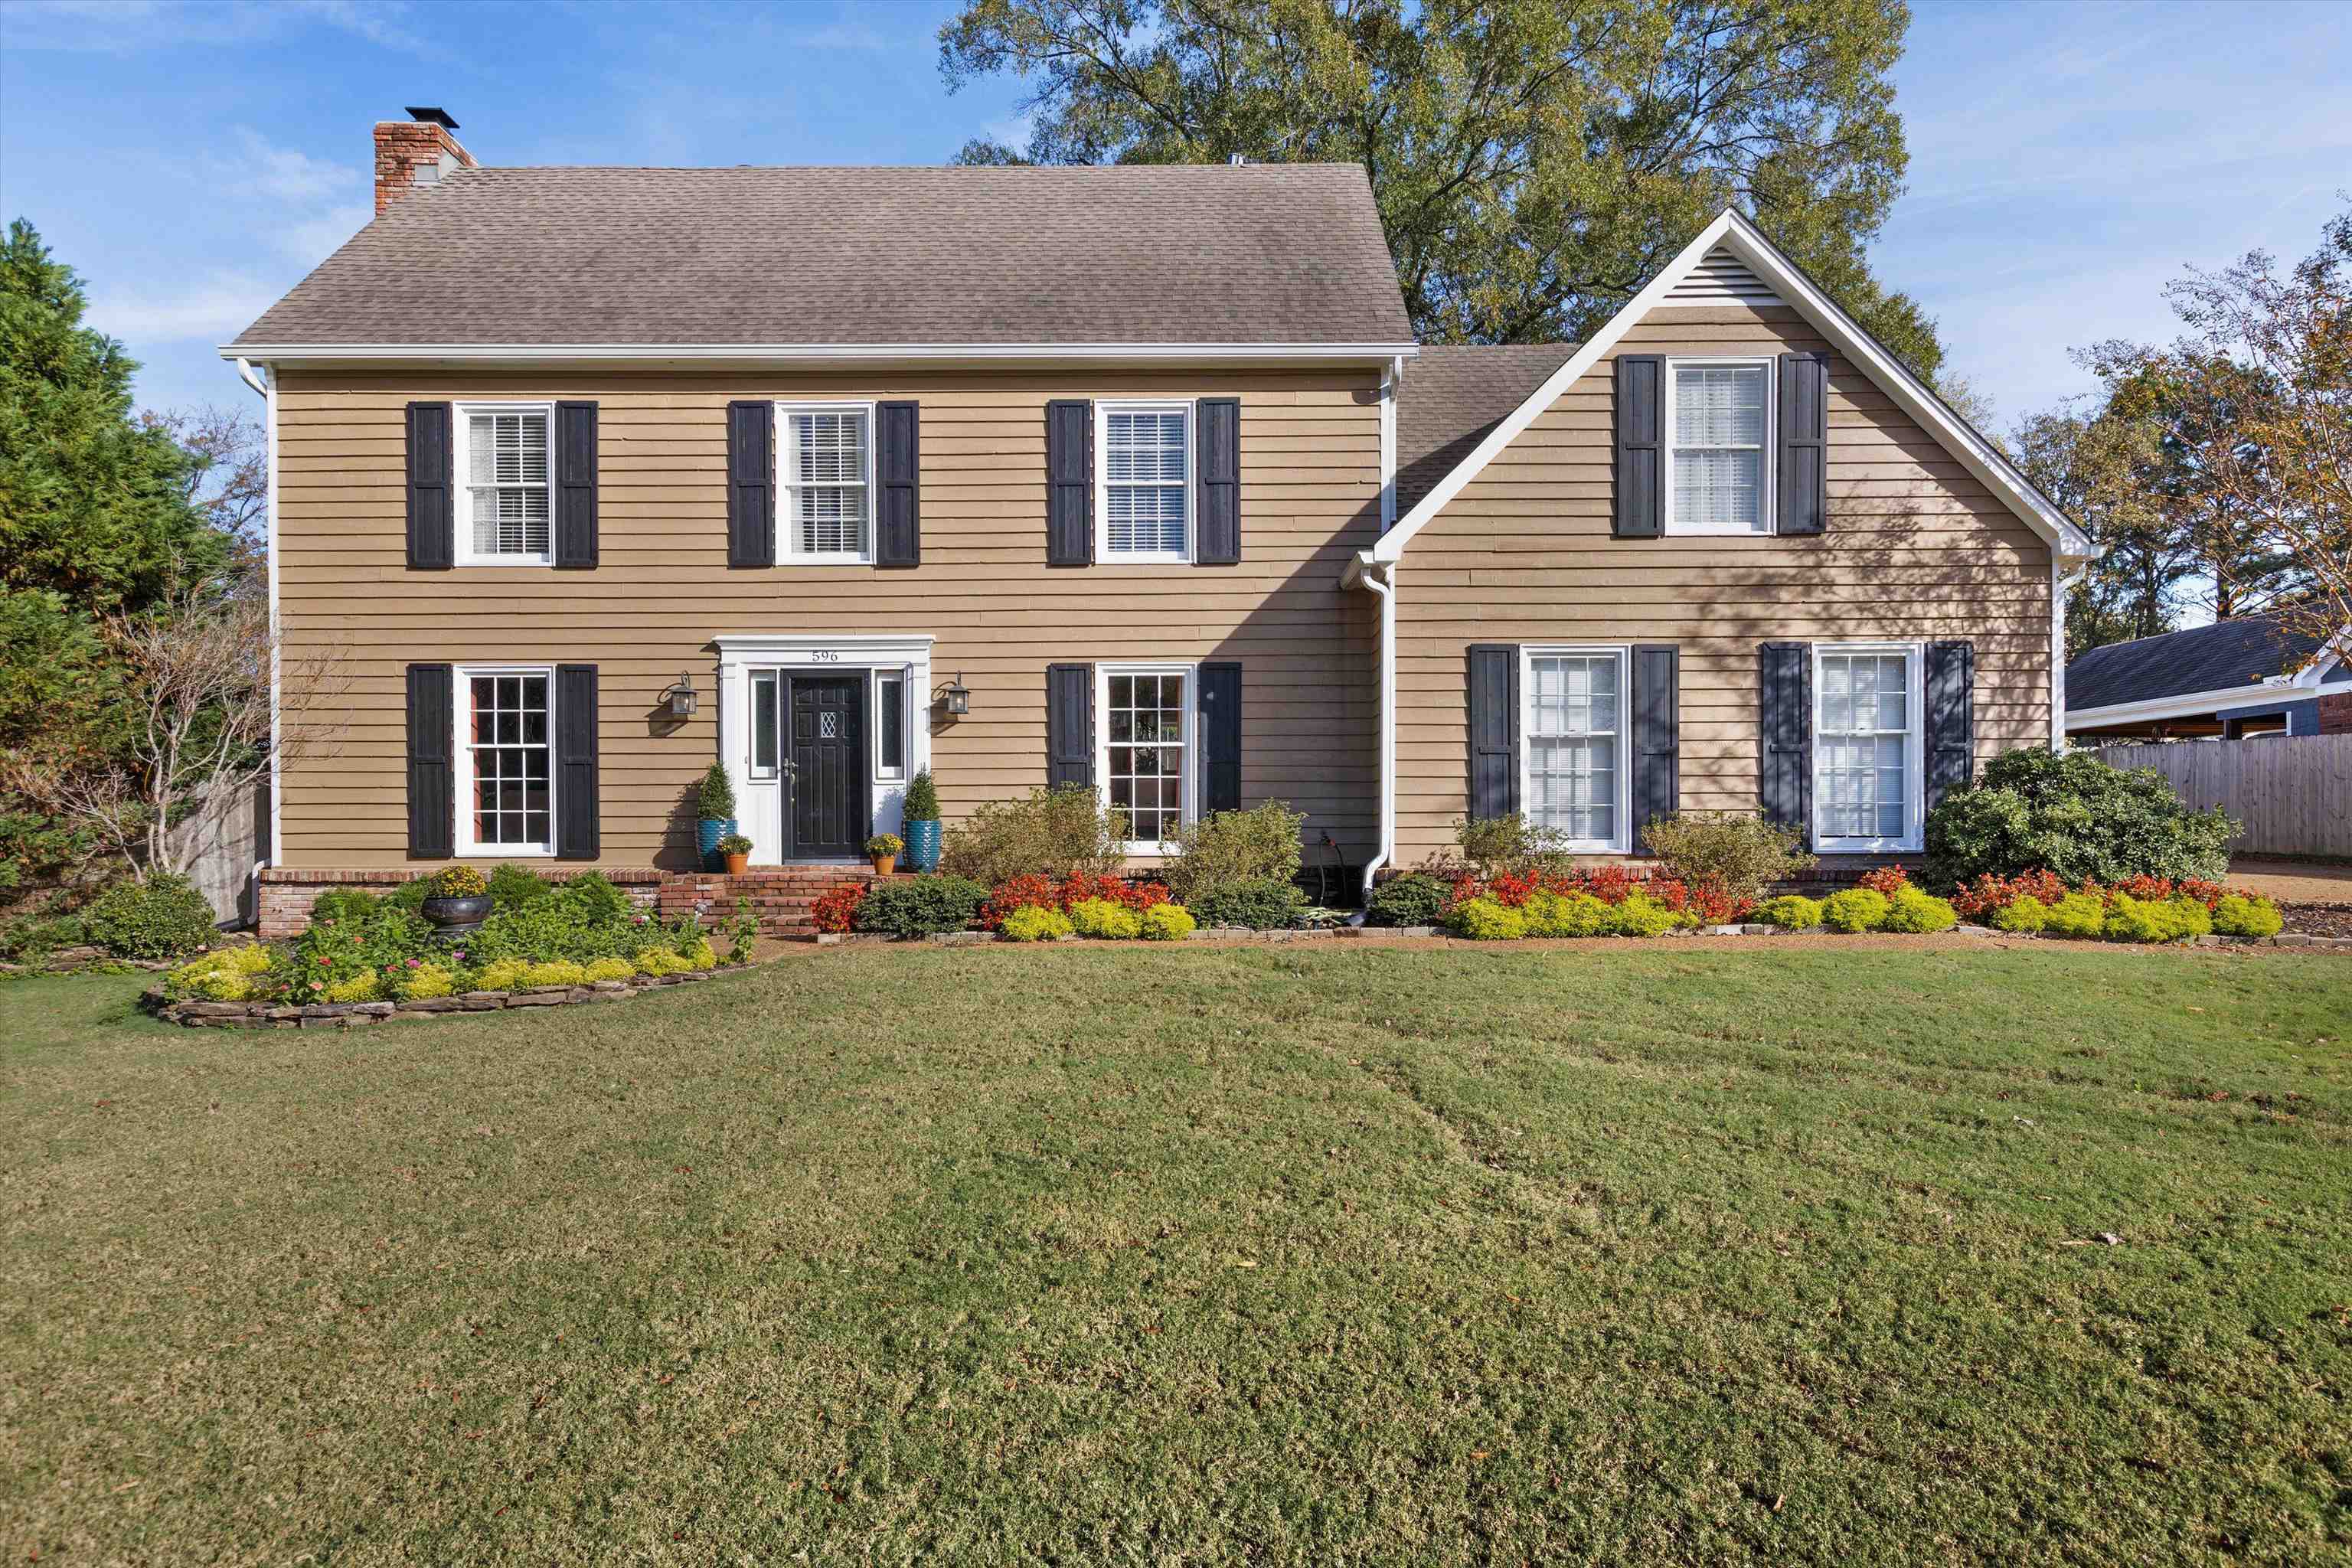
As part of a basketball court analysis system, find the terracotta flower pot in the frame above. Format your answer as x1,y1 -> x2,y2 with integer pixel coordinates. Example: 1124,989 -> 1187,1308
724,852 -> 750,875
871,854 -> 897,876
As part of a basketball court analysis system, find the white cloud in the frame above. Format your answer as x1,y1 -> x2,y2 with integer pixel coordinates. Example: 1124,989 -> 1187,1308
87,274 -> 280,342
279,201 -> 376,267
238,131 -> 354,205
9,0 -> 425,54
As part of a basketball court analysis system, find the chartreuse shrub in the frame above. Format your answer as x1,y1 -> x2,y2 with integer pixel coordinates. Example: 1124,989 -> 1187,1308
325,974 -> 381,1003
635,947 -> 691,977
170,943 -> 273,1001
999,906 -> 1073,942
584,957 -> 635,983
2102,894 -> 2210,944
1880,887 -> 1960,934
85,874 -> 216,960
2043,893 -> 2109,939
1609,893 -> 1679,938
1991,897 -> 2050,934
1757,894 -> 1824,930
1364,872 -> 1450,928
1138,903 -> 1196,941
1521,890 -> 1615,937
396,962 -> 457,1001
475,959 -> 535,992
1821,888 -> 1890,933
2212,894 -> 2284,938
1069,897 -> 1142,939
1449,896 -> 1527,940
680,936 -> 718,971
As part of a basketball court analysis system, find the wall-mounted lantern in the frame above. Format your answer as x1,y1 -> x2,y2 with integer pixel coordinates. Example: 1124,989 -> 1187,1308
942,673 -> 971,716
665,672 -> 698,719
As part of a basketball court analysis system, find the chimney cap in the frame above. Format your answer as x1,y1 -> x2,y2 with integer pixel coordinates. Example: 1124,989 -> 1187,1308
404,106 -> 459,131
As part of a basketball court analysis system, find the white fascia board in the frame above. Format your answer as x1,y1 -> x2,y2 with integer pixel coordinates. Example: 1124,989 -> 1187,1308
2064,681 -> 2307,729
217,341 -> 1419,367
1372,208 -> 2098,564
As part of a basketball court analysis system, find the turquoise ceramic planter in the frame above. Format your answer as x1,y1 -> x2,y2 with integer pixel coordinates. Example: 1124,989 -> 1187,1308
697,817 -> 738,871
905,818 -> 942,872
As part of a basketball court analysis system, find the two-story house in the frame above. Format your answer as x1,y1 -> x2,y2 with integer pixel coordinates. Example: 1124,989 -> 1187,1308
232,110 -> 2092,933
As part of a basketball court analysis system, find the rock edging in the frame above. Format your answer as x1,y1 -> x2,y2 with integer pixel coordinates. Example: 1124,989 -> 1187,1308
149,968 -> 732,1029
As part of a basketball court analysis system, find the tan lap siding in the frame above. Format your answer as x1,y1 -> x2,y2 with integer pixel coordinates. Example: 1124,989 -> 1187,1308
276,369 -> 1383,870
1393,305 -> 2053,862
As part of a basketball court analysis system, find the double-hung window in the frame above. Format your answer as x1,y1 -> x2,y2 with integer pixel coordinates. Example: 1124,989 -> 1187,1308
779,403 -> 874,563
1666,360 -> 1772,535
456,403 -> 554,564
1522,648 -> 1628,852
1814,643 -> 1923,852
457,666 -> 554,856
1098,665 -> 1192,848
1096,401 -> 1191,561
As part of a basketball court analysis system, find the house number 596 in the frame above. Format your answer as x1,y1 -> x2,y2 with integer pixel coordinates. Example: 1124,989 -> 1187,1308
808,651 -> 839,662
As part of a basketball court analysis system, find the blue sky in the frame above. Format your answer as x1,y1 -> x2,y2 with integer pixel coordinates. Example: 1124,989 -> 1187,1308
4,0 -> 2347,430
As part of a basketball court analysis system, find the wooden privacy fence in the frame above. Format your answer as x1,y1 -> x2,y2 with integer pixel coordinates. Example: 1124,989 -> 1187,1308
165,779 -> 269,926
2093,735 -> 2352,858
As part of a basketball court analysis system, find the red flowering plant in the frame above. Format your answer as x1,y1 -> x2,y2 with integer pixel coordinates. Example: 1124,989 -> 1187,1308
980,872 -> 1171,929
1949,868 -> 2257,920
1438,861 -> 1756,922
1856,866 -> 1911,897
811,880 -> 867,934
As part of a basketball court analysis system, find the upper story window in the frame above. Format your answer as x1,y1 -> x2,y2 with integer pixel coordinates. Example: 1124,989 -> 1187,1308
1814,643 -> 1923,853
779,403 -> 874,563
1097,400 -> 1191,561
1523,648 -> 1628,853
1668,360 -> 1772,535
457,403 -> 553,565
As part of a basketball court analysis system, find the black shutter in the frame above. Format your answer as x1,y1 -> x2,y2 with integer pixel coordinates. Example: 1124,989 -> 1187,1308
1045,400 -> 1092,566
554,400 -> 598,569
876,399 -> 920,567
405,401 -> 453,570
1778,352 -> 1828,535
1199,662 -> 1242,813
1631,645 -> 1680,853
405,663 -> 454,859
726,400 -> 773,568
1758,642 -> 1813,841
1196,397 -> 1240,565
1466,645 -> 1520,820
1926,640 -> 1975,811
554,664 -> 599,860
1613,355 -> 1664,538
1045,663 -> 1093,789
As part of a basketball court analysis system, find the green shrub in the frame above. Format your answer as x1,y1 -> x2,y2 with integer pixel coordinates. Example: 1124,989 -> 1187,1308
1991,896 -> 2050,934
939,784 -> 1126,887
560,871 -> 632,925
1187,877 -> 1307,931
852,875 -> 990,937
2211,893 -> 2284,938
903,770 -> 940,822
1880,887 -> 1959,933
1069,897 -> 1143,939
999,905 -> 1073,942
383,878 -> 431,913
697,762 -> 737,821
1923,746 -> 2236,890
680,936 -> 719,970
310,887 -> 383,925
83,874 -> 216,960
1821,888 -> 1890,933
1610,893 -> 1679,938
1452,813 -> 1568,875
1449,896 -> 1527,939
0,913 -> 89,959
1139,903 -> 1196,941
1162,802 -> 1305,902
2043,892 -> 2109,939
1756,893 -> 1823,930
1364,872 -> 1450,928
487,864 -> 550,910
1641,812 -> 1818,906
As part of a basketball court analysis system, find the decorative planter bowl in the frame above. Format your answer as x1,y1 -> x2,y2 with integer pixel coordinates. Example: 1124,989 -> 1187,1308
905,818 -> 942,871
697,817 -> 738,872
420,893 -> 493,938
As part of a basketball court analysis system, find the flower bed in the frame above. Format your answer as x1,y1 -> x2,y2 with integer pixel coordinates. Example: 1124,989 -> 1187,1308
1949,871 -> 2285,942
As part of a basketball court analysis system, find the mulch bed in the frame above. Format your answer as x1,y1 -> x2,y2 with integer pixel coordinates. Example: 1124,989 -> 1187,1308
2281,902 -> 2352,938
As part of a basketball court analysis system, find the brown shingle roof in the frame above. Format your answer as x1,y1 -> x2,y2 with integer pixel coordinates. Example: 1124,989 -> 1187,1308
230,164 -> 1415,348
1395,344 -> 1576,511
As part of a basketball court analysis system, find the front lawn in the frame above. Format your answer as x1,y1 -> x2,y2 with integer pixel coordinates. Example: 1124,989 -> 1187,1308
4,943 -> 2347,1563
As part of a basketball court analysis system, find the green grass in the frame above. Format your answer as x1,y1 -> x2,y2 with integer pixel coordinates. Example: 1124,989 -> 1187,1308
4,943 -> 2349,1564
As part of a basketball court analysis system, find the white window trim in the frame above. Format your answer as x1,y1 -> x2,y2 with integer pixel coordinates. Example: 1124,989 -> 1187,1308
452,400 -> 556,566
874,667 -> 909,781
748,670 -> 780,782
1519,645 -> 1632,854
1811,640 -> 1926,855
1094,398 -> 1195,564
1662,357 -> 1775,537
1096,662 -> 1197,854
453,662 -> 557,858
774,400 -> 877,566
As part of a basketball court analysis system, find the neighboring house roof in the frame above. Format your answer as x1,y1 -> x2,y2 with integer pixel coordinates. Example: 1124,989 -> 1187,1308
1395,344 -> 1577,513
227,164 -> 1416,353
1361,208 -> 2099,567
2066,614 -> 2350,718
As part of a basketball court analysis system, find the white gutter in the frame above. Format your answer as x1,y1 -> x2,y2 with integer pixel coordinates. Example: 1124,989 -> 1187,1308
1355,556 -> 1397,900
236,357 -> 279,866
218,340 -> 1421,366
2065,678 -> 2321,730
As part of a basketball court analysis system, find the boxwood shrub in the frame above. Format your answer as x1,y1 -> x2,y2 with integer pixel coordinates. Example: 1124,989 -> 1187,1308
1364,871 -> 1451,928
1879,887 -> 1959,933
83,874 -> 217,960
1756,893 -> 1824,930
851,875 -> 990,937
1188,877 -> 1307,930
2211,893 -> 2284,938
1820,888 -> 1890,933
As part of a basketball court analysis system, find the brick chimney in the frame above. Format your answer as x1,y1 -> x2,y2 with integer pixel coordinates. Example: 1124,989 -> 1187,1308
374,107 -> 475,215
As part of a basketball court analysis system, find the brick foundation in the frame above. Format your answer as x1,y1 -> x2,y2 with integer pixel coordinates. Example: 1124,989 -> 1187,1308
256,866 -> 889,939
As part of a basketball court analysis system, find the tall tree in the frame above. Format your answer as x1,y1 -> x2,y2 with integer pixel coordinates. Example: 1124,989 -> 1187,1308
2010,403 -> 2187,658
940,0 -> 1944,375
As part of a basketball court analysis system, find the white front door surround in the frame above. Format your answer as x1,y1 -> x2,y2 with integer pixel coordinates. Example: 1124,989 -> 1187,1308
713,633 -> 935,865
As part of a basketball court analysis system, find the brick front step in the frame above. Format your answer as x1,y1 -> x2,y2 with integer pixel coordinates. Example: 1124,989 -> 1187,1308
258,865 -> 900,939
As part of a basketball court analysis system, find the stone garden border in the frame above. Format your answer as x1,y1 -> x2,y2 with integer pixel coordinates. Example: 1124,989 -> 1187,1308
150,967 -> 736,1030
816,923 -> 2350,949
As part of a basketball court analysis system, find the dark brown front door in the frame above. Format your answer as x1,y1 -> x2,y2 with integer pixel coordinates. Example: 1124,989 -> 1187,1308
785,676 -> 867,860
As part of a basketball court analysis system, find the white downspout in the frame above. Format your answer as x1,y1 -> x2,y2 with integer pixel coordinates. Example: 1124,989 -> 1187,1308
1357,560 -> 1397,900
237,357 -> 279,873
